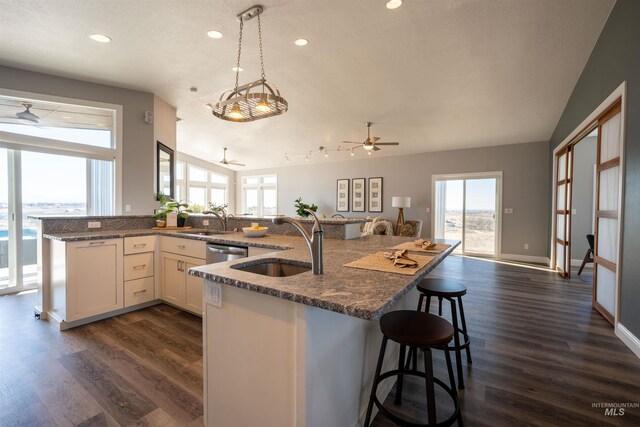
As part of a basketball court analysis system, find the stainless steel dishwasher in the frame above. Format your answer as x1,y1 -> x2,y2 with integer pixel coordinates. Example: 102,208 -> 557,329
206,243 -> 248,264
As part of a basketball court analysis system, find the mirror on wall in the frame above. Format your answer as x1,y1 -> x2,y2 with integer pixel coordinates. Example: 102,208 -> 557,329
157,141 -> 174,199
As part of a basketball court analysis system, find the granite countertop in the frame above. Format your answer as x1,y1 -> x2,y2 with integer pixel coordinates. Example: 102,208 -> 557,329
189,235 -> 459,321
226,215 -> 370,225
43,229 -> 298,251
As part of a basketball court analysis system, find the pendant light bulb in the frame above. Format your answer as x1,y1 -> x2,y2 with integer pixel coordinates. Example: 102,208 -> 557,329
256,96 -> 271,112
324,149 -> 329,158
228,102 -> 243,119
305,154 -> 309,162
350,149 -> 354,157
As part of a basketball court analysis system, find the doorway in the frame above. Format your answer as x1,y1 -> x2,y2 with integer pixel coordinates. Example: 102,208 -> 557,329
433,172 -> 502,257
551,86 -> 625,325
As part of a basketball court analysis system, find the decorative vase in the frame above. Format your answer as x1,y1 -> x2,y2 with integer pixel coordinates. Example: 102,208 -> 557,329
155,219 -> 166,228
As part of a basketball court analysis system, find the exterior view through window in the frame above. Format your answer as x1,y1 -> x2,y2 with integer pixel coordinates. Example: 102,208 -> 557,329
241,175 -> 277,216
0,94 -> 117,293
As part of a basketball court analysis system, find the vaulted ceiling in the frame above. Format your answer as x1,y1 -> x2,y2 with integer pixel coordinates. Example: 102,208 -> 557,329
0,0 -> 615,169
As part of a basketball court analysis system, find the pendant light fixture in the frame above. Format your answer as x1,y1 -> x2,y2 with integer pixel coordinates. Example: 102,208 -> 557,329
212,5 -> 288,122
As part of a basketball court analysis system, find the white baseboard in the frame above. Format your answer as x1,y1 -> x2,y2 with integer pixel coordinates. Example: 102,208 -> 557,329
616,323 -> 640,360
499,253 -> 550,265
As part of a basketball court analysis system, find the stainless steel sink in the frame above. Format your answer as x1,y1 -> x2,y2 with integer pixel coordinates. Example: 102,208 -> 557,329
232,260 -> 311,277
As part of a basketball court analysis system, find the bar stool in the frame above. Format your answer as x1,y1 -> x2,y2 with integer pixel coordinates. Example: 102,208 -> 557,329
363,310 -> 462,427
414,278 -> 472,390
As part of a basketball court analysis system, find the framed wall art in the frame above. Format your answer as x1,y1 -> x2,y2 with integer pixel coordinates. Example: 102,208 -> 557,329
336,179 -> 350,212
352,178 -> 366,212
368,177 -> 383,212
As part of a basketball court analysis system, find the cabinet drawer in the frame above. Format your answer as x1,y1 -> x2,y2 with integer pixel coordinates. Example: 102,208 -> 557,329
124,235 -> 156,255
161,236 -> 206,259
124,252 -> 154,281
124,277 -> 154,307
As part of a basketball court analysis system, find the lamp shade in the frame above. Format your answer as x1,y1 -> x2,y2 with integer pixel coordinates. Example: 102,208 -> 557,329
392,196 -> 411,208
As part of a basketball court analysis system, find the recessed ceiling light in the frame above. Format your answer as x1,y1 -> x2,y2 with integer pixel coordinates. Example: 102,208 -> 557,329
232,66 -> 244,72
89,34 -> 111,43
294,38 -> 308,46
386,0 -> 403,10
207,30 -> 223,39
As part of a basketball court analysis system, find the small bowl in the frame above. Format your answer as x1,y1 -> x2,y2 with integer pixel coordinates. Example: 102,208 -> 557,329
242,226 -> 268,237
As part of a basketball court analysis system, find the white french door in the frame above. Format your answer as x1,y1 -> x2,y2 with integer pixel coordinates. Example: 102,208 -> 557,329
433,172 -> 502,257
593,102 -> 622,324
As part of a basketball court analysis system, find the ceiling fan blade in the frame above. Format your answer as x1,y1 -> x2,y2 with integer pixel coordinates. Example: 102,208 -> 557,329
370,136 -> 380,143
228,160 -> 245,166
373,145 -> 381,151
374,142 -> 400,146
341,141 -> 362,145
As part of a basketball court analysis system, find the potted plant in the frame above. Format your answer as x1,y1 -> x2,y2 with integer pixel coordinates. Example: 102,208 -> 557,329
155,193 -> 191,227
294,197 -> 318,218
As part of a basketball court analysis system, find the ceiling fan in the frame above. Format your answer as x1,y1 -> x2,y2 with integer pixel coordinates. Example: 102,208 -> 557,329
342,122 -> 399,151
0,102 -> 40,123
220,147 -> 245,167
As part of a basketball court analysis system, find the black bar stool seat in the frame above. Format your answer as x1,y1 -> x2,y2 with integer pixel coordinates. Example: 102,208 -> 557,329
364,310 -> 463,427
414,278 -> 472,390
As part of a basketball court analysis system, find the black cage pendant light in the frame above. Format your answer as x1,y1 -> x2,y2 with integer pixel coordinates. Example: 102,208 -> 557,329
212,5 -> 288,122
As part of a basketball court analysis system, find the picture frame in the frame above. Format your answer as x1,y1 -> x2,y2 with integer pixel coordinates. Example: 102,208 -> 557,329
336,179 -> 350,212
368,177 -> 383,212
352,178 -> 366,212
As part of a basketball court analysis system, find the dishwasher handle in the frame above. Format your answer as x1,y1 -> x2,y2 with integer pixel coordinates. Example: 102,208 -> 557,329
207,246 -> 248,257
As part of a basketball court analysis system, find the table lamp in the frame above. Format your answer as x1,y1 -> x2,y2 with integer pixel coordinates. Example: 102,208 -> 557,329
392,196 -> 411,235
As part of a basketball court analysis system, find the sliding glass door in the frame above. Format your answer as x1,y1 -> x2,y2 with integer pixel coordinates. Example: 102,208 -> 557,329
434,173 -> 501,257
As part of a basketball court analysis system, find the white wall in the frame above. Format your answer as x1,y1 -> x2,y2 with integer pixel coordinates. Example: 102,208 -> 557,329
237,141 -> 550,258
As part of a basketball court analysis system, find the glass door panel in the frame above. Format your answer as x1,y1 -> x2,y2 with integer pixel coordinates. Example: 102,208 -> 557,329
464,178 -> 496,255
21,151 -> 87,287
0,148 -> 8,289
443,180 -> 463,253
434,175 -> 499,257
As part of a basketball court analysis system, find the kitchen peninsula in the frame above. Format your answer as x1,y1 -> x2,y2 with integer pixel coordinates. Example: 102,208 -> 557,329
190,233 -> 457,427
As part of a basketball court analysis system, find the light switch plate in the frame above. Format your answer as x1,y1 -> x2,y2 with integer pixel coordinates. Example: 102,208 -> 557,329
207,282 -> 222,308
125,204 -> 131,212
504,208 -> 513,214
88,221 -> 101,229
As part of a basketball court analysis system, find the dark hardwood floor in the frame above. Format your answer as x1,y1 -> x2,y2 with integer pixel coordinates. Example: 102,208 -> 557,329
1,256 -> 639,426
371,257 -> 640,426
0,295 -> 204,426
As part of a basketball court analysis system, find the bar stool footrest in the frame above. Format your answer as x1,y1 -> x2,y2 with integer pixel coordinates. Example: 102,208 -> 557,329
372,368 -> 460,427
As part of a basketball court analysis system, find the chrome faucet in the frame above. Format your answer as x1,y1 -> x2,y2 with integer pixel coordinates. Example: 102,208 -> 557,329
273,209 -> 323,274
203,210 -> 227,231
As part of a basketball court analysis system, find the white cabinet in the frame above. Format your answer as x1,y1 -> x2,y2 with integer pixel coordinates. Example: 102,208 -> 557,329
123,236 -> 156,307
161,236 -> 206,315
50,238 -> 124,323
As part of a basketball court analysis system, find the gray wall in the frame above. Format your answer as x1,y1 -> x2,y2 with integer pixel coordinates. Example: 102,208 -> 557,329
571,136 -> 596,262
0,64 -> 164,214
548,0 -> 640,336
238,141 -> 550,258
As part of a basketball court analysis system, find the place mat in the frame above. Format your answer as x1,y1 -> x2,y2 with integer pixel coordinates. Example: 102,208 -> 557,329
343,251 -> 435,276
391,241 -> 451,254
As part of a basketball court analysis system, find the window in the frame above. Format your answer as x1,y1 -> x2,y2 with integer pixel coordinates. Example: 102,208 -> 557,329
0,93 -> 120,293
175,159 -> 229,210
241,175 -> 277,216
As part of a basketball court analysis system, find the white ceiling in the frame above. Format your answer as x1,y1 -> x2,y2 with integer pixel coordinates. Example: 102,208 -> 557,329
0,0 -> 614,170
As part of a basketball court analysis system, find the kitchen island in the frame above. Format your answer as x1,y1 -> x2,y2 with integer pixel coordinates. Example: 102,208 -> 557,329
189,234 -> 458,427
